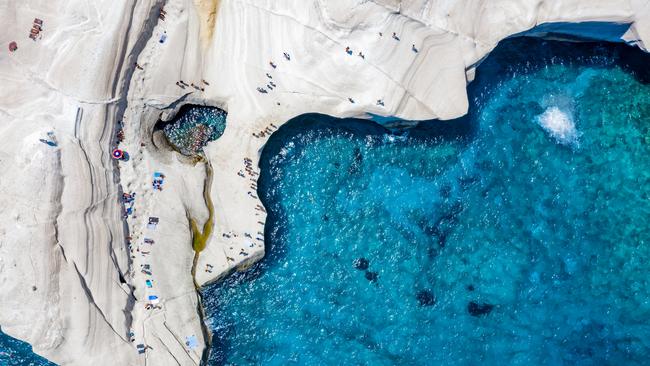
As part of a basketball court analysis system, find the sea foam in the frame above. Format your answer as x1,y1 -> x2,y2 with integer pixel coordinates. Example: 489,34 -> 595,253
535,107 -> 579,145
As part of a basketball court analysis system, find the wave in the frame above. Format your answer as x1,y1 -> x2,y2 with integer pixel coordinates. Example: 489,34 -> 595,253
535,107 -> 579,146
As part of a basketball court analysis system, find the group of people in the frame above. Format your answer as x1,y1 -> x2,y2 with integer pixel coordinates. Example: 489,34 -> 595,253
223,156 -> 270,261
116,128 -> 125,143
243,157 -> 260,199
251,122 -> 278,139
257,75 -> 277,93
258,52 -> 292,94
29,18 -> 43,41
175,79 -> 208,91
219,228 -> 260,260
344,31 -> 420,106
139,220 -> 161,309
126,209 -> 164,354
122,192 -> 136,218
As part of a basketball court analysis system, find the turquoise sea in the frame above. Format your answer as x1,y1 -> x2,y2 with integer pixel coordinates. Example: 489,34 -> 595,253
2,38 -> 650,365
201,38 -> 650,365
0,329 -> 53,365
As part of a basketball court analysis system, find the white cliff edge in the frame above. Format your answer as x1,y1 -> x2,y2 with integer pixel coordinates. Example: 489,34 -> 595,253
1,0 -> 649,365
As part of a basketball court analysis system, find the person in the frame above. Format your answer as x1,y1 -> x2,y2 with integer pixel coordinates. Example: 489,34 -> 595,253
412,44 -> 418,53
269,61 -> 277,68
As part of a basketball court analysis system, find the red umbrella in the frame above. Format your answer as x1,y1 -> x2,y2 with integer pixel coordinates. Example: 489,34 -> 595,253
8,42 -> 17,52
112,149 -> 124,159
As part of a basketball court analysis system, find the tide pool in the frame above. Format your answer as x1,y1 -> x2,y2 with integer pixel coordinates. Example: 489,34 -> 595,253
202,38 -> 650,365
159,105 -> 227,156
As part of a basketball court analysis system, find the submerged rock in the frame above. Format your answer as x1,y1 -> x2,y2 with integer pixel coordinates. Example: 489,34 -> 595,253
458,176 -> 479,190
365,271 -> 378,282
353,257 -> 369,270
468,301 -> 494,316
416,290 -> 436,306
348,147 -> 363,174
353,147 -> 363,164
439,185 -> 452,198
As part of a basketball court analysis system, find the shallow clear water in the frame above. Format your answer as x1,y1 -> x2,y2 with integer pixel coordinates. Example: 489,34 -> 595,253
161,106 -> 226,156
202,39 -> 650,365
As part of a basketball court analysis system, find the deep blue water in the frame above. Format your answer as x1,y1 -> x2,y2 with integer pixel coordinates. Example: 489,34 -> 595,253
202,38 -> 650,365
0,330 -> 54,365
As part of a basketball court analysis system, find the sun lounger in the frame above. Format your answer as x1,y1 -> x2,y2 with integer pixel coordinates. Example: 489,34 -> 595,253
147,217 -> 159,229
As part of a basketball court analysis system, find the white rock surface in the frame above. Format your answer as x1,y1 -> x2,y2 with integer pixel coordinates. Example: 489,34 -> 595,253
1,0 -> 649,365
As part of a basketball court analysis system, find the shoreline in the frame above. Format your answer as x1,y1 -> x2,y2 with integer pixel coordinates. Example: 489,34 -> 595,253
184,35 -> 650,363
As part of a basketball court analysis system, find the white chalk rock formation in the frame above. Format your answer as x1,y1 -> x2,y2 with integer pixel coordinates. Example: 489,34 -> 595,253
0,0 -> 162,364
1,0 -> 649,365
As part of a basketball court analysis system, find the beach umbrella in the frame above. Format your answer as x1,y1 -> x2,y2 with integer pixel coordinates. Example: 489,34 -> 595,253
8,42 -> 17,52
112,148 -> 124,159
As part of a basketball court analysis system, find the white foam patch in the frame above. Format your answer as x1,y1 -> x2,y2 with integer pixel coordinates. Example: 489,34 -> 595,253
536,107 -> 579,145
